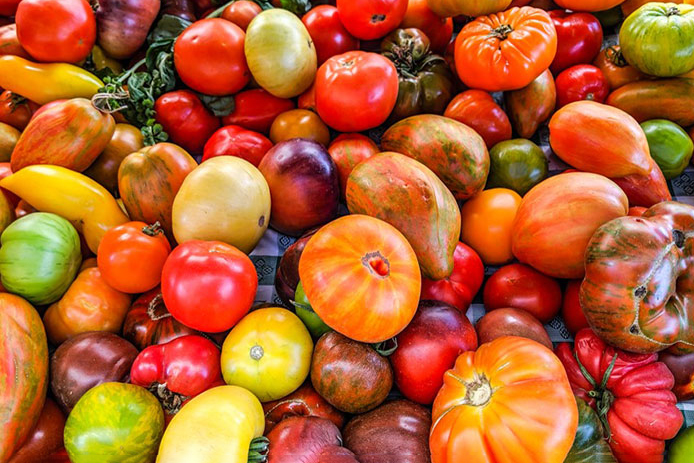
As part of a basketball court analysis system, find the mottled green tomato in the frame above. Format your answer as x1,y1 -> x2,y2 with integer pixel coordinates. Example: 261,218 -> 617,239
486,139 -> 548,196
64,382 -> 164,463
294,281 -> 331,339
669,425 -> 694,463
0,212 -> 81,305
640,119 -> 693,179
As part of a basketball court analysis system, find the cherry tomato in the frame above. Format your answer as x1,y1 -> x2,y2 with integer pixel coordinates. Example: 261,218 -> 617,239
549,10 -> 603,74
0,0 -> 21,16
15,0 -> 96,63
221,88 -> 295,134
269,109 -> 331,146
174,18 -> 250,96
302,5 -> 359,65
155,90 -> 221,155
297,82 -> 317,112
555,64 -> 610,108
161,240 -> 258,333
97,221 -> 172,294
483,263 -> 562,323
421,242 -> 485,313
315,51 -> 399,132
202,125 -> 273,166
444,90 -> 512,149
0,90 -> 38,130
561,279 -> 589,335
336,0 -> 407,40
327,133 -> 379,198
221,0 -> 262,30
399,0 -> 453,54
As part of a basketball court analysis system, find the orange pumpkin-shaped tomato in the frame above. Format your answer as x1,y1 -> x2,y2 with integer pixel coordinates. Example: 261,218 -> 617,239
454,7 -> 557,92
430,336 -> 578,463
298,214 -> 421,343
556,0 -> 624,11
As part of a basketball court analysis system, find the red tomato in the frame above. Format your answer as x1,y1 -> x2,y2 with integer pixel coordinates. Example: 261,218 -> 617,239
161,240 -> 258,333
297,82 -> 317,112
0,0 -> 21,16
483,263 -> 562,323
15,0 -> 96,63
421,242 -> 484,313
155,90 -> 221,155
30,99 -> 67,121
628,206 -> 647,217
97,221 -> 172,294
443,90 -> 512,149
221,89 -> 295,134
221,0 -> 262,31
0,90 -> 38,130
549,10 -> 603,74
399,0 -> 453,54
302,5 -> 359,65
561,279 -> 589,335
202,125 -> 273,167
327,133 -> 379,198
315,51 -> 399,132
555,64 -> 609,108
174,18 -> 250,96
0,162 -> 18,207
336,0 -> 407,40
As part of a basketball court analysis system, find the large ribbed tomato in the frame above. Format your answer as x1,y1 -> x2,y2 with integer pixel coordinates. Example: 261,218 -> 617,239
430,336 -> 578,463
298,215 -> 421,343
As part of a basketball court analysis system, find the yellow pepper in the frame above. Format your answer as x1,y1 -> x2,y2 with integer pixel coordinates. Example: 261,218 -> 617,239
0,55 -> 104,105
90,45 -> 123,75
0,165 -> 129,253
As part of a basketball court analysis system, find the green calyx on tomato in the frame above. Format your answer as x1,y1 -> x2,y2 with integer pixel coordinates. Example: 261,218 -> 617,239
640,119 -> 693,180
564,397 -> 616,463
486,139 -> 548,196
293,281 -> 332,339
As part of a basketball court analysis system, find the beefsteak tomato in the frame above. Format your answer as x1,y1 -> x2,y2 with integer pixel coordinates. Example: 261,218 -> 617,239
554,0 -> 624,11
7,398 -> 65,463
564,398 -> 617,463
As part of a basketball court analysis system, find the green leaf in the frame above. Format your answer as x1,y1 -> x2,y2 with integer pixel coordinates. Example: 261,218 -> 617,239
280,0 -> 311,15
197,93 -> 235,117
253,0 -> 275,10
147,14 -> 192,45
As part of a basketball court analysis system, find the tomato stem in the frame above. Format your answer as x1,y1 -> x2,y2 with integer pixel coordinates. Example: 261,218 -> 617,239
361,251 -> 390,278
573,352 -> 618,440
206,0 -> 236,18
142,221 -> 164,237
372,337 -> 398,356
666,6 -> 681,16
464,375 -> 493,407
489,24 -> 514,41
605,46 -> 628,68
147,293 -> 173,321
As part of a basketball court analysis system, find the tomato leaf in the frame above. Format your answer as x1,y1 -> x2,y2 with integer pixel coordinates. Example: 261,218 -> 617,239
252,0 -> 275,10
147,14 -> 192,44
280,0 -> 311,15
196,93 -> 236,117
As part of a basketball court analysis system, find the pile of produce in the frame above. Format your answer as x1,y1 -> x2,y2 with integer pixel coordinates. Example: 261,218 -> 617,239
1,0 -> 694,462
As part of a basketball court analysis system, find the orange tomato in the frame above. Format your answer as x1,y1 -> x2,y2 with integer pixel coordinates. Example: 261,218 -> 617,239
297,82 -> 316,112
298,214 -> 421,343
459,188 -> 522,266
593,46 -> 644,91
399,0 -> 453,53
444,90 -> 512,149
621,0 -> 686,16
430,336 -> 578,463
327,133 -> 379,198
556,0 -> 625,11
269,109 -> 331,146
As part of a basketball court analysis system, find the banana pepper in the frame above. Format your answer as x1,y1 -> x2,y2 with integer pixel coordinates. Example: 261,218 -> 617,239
0,55 -> 104,105
0,165 -> 129,253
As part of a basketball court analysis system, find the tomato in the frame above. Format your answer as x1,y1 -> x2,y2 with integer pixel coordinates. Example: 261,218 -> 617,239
262,382 -> 345,433
293,282 -> 331,339
221,89 -> 295,134
555,64 -> 609,108
269,109 -> 331,146
327,133 -> 379,198
15,0 -> 95,63
0,90 -> 38,131
268,416 -> 358,463
336,0 -> 407,40
0,0 -> 21,16
221,0 -> 261,30
315,51 -> 399,132
202,125 -> 273,167
221,307 -> 313,402
487,139 -> 548,196
97,221 -> 171,294
561,279 -> 588,335
640,118 -> 694,179
302,5 -> 359,65
400,0 -> 453,54
593,45 -> 644,91
428,0 -> 512,17
670,426 -> 694,463
161,240 -> 257,333
549,10 -> 603,74
443,90 -> 512,149
297,82 -> 316,112
154,90 -> 220,155
391,301 -> 477,405
85,124 -> 144,196
8,398 -> 65,463
0,24 -> 28,59
174,18 -> 250,96
555,0 -> 624,11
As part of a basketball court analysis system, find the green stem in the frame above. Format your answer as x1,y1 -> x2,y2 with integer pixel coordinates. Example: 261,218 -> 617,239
117,57 -> 147,84
207,0 -> 236,18
372,337 -> 398,357
142,221 -> 164,236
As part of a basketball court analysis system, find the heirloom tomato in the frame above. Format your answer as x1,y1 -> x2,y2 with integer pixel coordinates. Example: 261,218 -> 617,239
549,10 -> 603,74
0,0 -> 20,16
555,65 -> 610,108
221,88 -> 295,134
8,398 -> 65,463
297,82 -> 316,112
400,0 -> 453,53
336,0 -> 407,40
275,229 -> 317,307
221,307 -> 313,402
85,124 -> 144,195
154,90 -> 220,155
593,46 -> 644,90
202,125 -> 273,167
222,1 -> 261,30
302,5 -> 359,65
269,109 -> 331,146
327,133 -> 379,198
94,0 -> 160,60
504,69 -> 556,139
475,307 -> 552,349
487,139 -> 548,196
554,0 -> 624,11
294,282 -> 331,339
268,416 -> 358,463
660,351 -> 694,401
606,77 -> 694,127
161,240 -> 257,333
0,90 -> 38,131
0,122 -> 19,162
640,119 -> 693,179
564,398 -> 617,463
562,280 -> 589,335
443,90 -> 511,149
263,382 -> 345,433
670,426 -> 694,463
426,0 -> 511,17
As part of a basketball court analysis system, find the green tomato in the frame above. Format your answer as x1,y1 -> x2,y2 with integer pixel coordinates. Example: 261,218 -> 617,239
294,281 -> 331,339
0,212 -> 81,305
669,425 -> 694,463
64,382 -> 164,463
641,119 -> 694,179
486,139 -> 548,196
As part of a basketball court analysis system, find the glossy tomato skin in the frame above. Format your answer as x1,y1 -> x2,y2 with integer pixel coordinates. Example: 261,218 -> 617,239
444,90 -> 512,149
400,0 -> 453,54
0,0 -> 21,16
327,133 -> 379,198
391,300 -> 478,405
549,10 -> 603,74
0,162 -> 19,207
161,240 -> 257,333
561,279 -> 589,335
315,51 -> 399,132
15,0 -> 96,63
174,18 -> 250,96
155,90 -> 220,155
336,0 -> 407,40
483,263 -> 562,323
0,90 -> 38,131
262,382 -> 345,433
7,398 -> 65,463
221,0 -> 261,30
302,5 -> 359,65
221,88 -> 295,134
556,64 -> 609,108
421,242 -> 484,313
269,108 -> 331,146
202,125 -> 273,167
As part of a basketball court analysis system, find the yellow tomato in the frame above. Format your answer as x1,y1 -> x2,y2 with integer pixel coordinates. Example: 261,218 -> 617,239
221,307 -> 313,402
460,188 -> 522,265
156,386 -> 265,463
270,109 -> 331,146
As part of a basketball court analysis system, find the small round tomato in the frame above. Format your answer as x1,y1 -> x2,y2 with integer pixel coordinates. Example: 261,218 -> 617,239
97,221 -> 172,294
555,64 -> 609,108
221,89 -> 295,134
202,125 -> 273,166
174,18 -> 250,96
459,188 -> 522,266
15,0 -> 95,63
315,51 -> 399,132
336,0 -> 407,40
269,109 -> 331,146
327,133 -> 379,197
297,82 -> 317,112
221,0 -> 262,30
154,90 -> 220,155
161,240 -> 257,333
0,90 -> 38,131
483,263 -> 562,323
302,5 -> 359,65
561,279 -> 589,335
444,90 -> 512,149
399,0 -> 453,53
